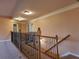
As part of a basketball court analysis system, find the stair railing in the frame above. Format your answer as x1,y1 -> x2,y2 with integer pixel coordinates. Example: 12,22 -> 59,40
11,28 -> 70,59
44,35 -> 70,59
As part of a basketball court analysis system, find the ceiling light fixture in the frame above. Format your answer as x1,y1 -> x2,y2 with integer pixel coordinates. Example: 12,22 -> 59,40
13,16 -> 26,21
23,10 -> 33,15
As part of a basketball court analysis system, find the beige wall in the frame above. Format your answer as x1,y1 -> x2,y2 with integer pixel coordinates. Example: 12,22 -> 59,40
31,8 -> 79,56
18,21 -> 28,33
0,18 -> 13,40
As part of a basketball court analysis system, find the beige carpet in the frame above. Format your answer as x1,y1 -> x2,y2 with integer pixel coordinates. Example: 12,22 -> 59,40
61,55 -> 79,59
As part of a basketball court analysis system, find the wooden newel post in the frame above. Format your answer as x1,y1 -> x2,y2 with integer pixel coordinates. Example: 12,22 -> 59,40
37,27 -> 41,35
56,35 -> 60,59
37,27 -> 41,59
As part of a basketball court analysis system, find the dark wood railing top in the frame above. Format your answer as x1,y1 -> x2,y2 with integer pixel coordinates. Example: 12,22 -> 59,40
11,32 -> 57,39
33,35 -> 57,39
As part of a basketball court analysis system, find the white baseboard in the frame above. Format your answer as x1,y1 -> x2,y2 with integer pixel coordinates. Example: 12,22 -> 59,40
61,52 -> 79,57
0,39 -> 11,42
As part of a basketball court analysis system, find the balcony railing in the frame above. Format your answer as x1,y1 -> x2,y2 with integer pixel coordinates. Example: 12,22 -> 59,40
11,28 -> 70,59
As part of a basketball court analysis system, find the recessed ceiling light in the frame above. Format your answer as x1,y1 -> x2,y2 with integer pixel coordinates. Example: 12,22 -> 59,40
13,16 -> 26,21
22,10 -> 33,15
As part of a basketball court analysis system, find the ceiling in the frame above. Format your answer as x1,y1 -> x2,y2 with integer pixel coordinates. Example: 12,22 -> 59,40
0,0 -> 78,20
0,0 -> 18,17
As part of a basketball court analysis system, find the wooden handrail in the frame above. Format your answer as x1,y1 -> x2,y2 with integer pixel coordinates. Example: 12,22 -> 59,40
45,35 -> 70,53
11,32 -> 56,39
33,35 -> 57,39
